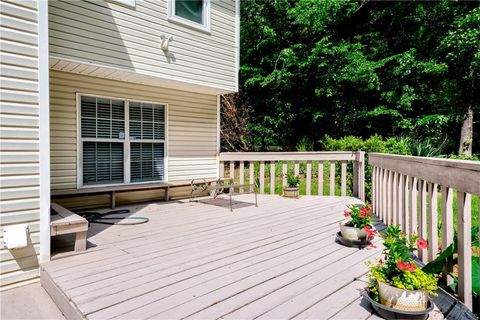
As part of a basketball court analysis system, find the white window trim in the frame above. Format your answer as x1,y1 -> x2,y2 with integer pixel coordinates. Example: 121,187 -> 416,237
76,93 -> 168,189
168,0 -> 211,33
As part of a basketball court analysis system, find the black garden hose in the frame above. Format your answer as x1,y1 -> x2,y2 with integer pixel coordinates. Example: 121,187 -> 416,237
77,209 -> 149,225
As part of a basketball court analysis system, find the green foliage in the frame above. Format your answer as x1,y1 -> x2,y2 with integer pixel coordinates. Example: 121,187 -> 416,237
296,137 -> 314,151
286,173 -> 300,188
423,233 -> 479,296
321,135 -> 409,200
237,0 -> 480,153
367,226 -> 439,298
343,204 -> 373,229
400,136 -> 447,157
448,153 -> 480,161
321,135 -> 409,154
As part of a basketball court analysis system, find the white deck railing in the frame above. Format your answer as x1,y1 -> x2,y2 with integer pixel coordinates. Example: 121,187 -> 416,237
219,151 -> 365,201
369,153 -> 480,310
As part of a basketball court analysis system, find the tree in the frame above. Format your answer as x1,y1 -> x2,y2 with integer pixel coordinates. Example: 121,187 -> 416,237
234,0 -> 479,154
439,7 -> 480,156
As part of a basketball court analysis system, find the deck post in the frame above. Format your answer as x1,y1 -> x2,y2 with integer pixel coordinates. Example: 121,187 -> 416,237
353,151 -> 365,201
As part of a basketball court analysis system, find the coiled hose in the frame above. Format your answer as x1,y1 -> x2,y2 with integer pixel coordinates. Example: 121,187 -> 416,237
77,209 -> 149,225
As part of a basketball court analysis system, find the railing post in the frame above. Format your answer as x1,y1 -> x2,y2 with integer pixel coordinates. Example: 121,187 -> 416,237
457,191 -> 472,309
353,151 -> 365,201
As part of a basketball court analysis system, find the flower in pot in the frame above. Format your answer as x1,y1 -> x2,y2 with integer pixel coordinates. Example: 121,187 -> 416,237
367,225 -> 438,312
339,204 -> 376,241
283,173 -> 300,198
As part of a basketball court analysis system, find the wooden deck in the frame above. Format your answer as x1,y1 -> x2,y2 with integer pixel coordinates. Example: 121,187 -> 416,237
41,195 -> 389,319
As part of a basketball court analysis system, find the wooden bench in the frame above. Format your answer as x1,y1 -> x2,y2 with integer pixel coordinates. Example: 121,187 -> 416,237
51,182 -> 174,209
50,203 -> 89,252
51,180 -> 218,209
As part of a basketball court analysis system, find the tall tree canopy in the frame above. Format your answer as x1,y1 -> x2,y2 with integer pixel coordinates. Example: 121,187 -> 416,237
225,0 -> 479,154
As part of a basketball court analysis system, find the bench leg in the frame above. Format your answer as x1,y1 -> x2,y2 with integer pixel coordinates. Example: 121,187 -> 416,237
74,231 -> 87,252
165,187 -> 170,201
111,191 -> 116,209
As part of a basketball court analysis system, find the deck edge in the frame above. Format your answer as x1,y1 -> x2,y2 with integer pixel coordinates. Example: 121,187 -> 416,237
40,265 -> 85,320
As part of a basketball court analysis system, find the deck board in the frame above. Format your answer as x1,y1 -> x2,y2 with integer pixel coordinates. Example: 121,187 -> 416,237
41,195 -> 439,319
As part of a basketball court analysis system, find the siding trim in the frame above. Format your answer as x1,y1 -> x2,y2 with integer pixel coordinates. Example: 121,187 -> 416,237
38,0 -> 51,263
216,95 -> 220,178
234,0 -> 239,92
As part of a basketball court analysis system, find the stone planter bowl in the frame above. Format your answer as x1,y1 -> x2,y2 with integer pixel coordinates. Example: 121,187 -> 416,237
339,219 -> 367,241
378,281 -> 428,311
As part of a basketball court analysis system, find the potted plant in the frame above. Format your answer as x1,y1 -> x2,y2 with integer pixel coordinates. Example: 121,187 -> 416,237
283,173 -> 300,198
339,204 -> 375,241
367,225 -> 438,312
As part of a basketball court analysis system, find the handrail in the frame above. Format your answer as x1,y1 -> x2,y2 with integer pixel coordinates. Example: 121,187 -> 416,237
219,151 -> 365,201
369,153 -> 479,310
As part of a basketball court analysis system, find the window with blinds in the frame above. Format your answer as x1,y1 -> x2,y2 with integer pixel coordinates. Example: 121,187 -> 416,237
129,103 -> 165,182
79,95 -> 166,187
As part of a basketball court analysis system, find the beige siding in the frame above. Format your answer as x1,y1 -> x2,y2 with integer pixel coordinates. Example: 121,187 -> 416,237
48,0 -> 237,92
50,70 -> 218,205
0,0 -> 41,289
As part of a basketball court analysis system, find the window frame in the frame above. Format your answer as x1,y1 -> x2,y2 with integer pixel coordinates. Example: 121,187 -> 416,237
168,0 -> 211,33
76,93 -> 168,189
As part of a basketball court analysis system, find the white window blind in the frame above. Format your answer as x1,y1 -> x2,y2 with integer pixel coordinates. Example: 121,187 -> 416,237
79,95 -> 166,187
129,103 -> 165,182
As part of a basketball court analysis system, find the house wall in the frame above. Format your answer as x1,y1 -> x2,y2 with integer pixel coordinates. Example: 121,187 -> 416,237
0,0 -> 42,289
50,70 -> 218,209
48,0 -> 237,93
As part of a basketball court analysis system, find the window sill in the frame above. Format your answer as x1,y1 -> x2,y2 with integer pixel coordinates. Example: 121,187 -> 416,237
168,16 -> 211,34
79,180 -> 167,190
109,0 -> 136,8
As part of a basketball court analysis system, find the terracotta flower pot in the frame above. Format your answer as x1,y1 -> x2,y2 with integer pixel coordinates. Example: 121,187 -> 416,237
378,281 -> 428,311
339,220 -> 367,241
283,187 -> 299,198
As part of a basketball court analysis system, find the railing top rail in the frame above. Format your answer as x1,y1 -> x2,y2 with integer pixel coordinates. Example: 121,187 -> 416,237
369,153 -> 480,172
219,151 -> 364,162
369,153 -> 480,195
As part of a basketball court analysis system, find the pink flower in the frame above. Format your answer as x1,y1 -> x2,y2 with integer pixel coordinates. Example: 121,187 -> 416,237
343,211 -> 350,217
364,225 -> 377,239
379,258 -> 383,264
417,238 -> 428,250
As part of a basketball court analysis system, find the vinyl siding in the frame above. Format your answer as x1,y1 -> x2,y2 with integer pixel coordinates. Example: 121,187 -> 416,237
48,0 -> 237,92
0,0 -> 41,289
50,70 -> 218,208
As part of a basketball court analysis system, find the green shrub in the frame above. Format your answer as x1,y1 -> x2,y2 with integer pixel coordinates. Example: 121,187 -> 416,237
400,136 -> 446,157
320,135 -> 410,200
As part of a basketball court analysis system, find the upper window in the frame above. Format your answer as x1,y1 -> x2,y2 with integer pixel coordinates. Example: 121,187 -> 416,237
79,95 -> 166,187
169,0 -> 210,32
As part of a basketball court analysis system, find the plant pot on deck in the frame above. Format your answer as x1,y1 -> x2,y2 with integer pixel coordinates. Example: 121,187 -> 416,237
339,220 -> 367,241
283,187 -> 299,198
378,281 -> 428,311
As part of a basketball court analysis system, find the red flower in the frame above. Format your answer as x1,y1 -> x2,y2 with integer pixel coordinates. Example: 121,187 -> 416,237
417,238 -> 428,250
397,260 -> 416,272
379,258 -> 383,264
397,260 -> 409,271
359,211 -> 365,218
343,211 -> 350,217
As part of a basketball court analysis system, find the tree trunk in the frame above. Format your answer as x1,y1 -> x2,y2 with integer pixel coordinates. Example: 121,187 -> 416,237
458,106 -> 473,156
